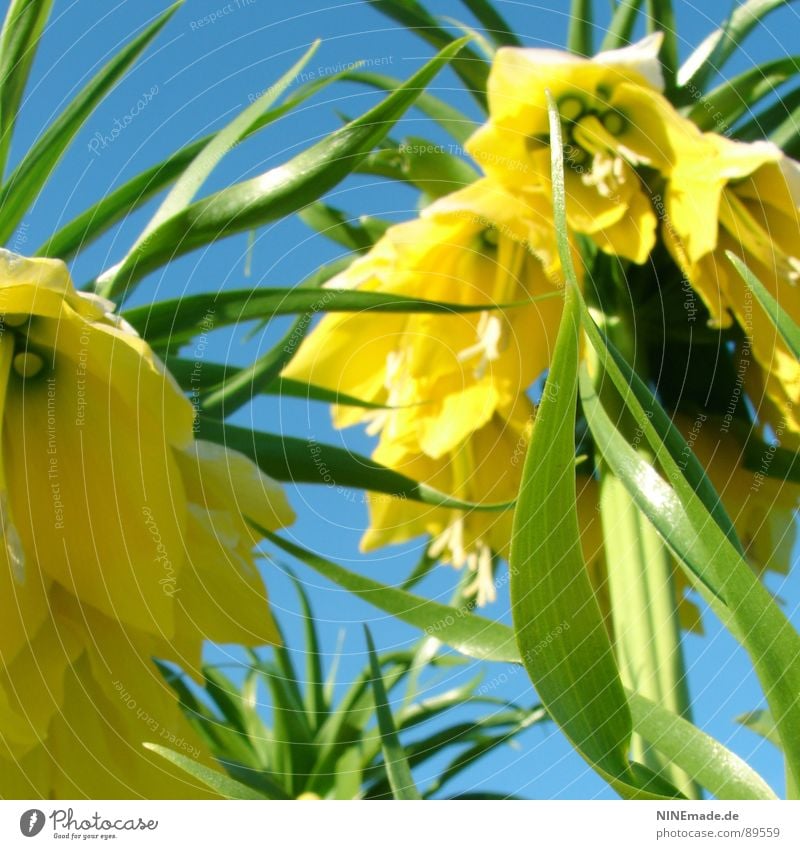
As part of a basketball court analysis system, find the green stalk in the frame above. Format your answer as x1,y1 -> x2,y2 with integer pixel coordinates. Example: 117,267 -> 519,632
590,264 -> 700,799
599,466 -> 700,798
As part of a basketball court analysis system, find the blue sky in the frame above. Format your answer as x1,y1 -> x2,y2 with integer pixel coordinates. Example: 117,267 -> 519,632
12,0 -> 800,799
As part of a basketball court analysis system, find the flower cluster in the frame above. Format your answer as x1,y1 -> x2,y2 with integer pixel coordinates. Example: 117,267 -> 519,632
286,34 -> 800,607
0,251 -> 294,797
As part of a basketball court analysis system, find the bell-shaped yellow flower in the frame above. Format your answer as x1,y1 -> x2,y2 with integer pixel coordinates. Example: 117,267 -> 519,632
466,33 -> 704,264
363,399 -> 533,606
0,250 -> 294,798
284,180 -> 565,600
664,136 -> 800,432
286,179 -> 564,440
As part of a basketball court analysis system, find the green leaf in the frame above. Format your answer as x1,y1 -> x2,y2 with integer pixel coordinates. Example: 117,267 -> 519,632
645,0 -> 678,90
567,0 -> 593,57
736,709 -> 782,749
198,417 -> 513,511
734,82 -> 800,143
600,0 -> 644,51
122,284 -> 535,349
629,691 -> 777,800
688,56 -> 800,131
36,68 -> 348,261
727,251 -> 800,359
457,0 -> 521,47
143,743 -> 275,799
578,364 -> 800,794
0,0 -> 53,178
345,70 -> 476,144
679,0 -> 799,92
0,2 -> 181,244
96,37 -> 469,299
167,356 -> 391,411
285,566 -> 328,727
354,137 -> 478,198
366,1 -> 489,107
364,627 -> 422,799
258,528 -> 520,664
510,94 -> 681,801
510,286 -> 665,798
133,40 -> 321,253
199,315 -> 308,417
299,203 -> 385,253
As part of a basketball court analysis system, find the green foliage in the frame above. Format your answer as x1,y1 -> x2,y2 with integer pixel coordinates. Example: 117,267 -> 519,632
156,584 -> 544,799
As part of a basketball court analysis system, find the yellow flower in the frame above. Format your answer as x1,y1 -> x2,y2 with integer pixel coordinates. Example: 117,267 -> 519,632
284,180 -> 565,600
466,34 -> 704,263
286,179 -> 564,441
364,400 -> 533,605
0,250 -> 294,798
664,135 -> 800,432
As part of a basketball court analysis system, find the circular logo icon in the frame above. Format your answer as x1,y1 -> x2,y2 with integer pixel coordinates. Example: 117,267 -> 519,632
19,810 -> 46,837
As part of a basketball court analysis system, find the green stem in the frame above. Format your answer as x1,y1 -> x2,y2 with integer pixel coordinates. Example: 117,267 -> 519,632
599,467 -> 700,798
590,260 -> 700,798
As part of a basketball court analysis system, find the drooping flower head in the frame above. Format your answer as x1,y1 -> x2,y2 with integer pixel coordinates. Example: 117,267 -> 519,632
466,34 -> 704,263
665,136 -> 800,434
0,250 -> 294,797
285,180 -> 566,600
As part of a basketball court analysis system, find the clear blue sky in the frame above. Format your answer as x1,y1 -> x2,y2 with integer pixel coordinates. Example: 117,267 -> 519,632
13,0 -> 800,799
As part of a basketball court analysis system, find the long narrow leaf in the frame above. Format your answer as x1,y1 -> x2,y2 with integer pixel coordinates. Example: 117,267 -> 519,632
122,284 -> 542,348
0,2 -> 181,243
199,417 -> 513,511
364,627 -> 422,799
727,252 -> 800,358
578,364 -> 800,794
97,38 -> 469,298
366,1 -> 488,106
36,68 -> 349,260
679,0 -> 799,91
628,691 -> 777,800
458,0 -> 521,47
0,0 -> 53,177
143,743 -> 276,799
567,0 -> 593,56
129,40 -> 320,264
688,56 -> 800,131
601,0 -> 644,51
259,528 -> 520,664
345,70 -> 476,144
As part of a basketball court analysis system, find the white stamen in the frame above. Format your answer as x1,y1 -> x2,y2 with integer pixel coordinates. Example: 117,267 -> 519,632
457,312 -> 506,378
582,152 -> 627,198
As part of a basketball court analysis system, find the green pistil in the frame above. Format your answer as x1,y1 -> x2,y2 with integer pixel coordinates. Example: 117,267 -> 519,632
601,109 -> 628,136
557,94 -> 585,123
479,227 -> 500,250
13,351 -> 43,378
